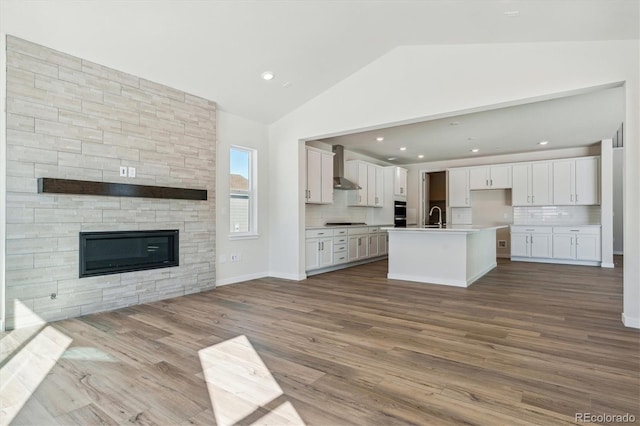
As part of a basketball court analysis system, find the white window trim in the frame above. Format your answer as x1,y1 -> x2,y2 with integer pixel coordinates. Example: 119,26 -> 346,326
229,145 -> 259,239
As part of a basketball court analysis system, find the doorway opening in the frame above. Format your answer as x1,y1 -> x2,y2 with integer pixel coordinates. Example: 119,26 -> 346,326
422,171 -> 446,226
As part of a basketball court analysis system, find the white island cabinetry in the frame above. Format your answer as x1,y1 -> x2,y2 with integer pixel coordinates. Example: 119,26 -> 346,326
384,225 -> 507,287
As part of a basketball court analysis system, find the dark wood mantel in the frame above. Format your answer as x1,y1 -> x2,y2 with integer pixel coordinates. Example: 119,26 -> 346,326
38,178 -> 207,200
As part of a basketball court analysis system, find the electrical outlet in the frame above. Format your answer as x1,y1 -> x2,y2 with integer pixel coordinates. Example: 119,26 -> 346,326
119,166 -> 127,177
128,167 -> 136,178
230,253 -> 240,262
498,240 -> 507,248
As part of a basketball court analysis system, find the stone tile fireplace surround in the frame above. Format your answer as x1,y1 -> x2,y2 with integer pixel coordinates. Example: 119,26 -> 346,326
4,36 -> 216,329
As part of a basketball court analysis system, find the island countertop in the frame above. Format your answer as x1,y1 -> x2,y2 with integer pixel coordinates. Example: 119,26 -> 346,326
382,225 -> 508,234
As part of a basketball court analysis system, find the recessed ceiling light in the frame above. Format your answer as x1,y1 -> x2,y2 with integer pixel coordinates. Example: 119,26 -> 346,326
538,140 -> 549,145
504,10 -> 520,17
387,157 -> 396,161
418,154 -> 424,159
400,147 -> 407,151
450,121 -> 460,126
471,148 -> 479,153
376,137 -> 384,142
261,71 -> 275,81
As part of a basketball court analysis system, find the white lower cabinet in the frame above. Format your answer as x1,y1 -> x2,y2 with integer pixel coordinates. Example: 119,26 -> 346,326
378,231 -> 388,255
306,226 -> 389,272
511,225 -> 601,265
511,227 -> 552,258
305,237 -> 333,270
552,227 -> 601,261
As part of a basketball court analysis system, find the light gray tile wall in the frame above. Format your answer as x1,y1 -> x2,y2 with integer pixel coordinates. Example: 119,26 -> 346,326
4,36 -> 216,329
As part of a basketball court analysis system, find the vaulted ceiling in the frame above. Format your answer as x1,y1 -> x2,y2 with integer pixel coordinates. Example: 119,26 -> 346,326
1,1 -> 636,164
1,0 -> 637,124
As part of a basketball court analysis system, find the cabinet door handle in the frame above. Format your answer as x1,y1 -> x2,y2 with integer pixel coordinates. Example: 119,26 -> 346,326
359,195 -> 362,203
571,237 -> 573,245
486,179 -> 488,186
531,236 -> 533,244
465,197 -> 468,205
400,188 -> 404,194
490,179 -> 493,186
576,194 -> 579,203
576,237 -> 579,245
527,195 -> 530,203
526,236 -> 529,244
570,194 -> 573,202
532,195 -> 535,203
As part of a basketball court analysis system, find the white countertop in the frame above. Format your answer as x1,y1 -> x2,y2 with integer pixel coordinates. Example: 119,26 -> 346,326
306,224 -> 393,230
510,224 -> 601,227
382,225 -> 508,234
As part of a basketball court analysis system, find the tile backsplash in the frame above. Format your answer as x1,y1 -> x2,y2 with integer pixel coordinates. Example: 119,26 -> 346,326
305,191 -> 369,226
513,206 -> 601,225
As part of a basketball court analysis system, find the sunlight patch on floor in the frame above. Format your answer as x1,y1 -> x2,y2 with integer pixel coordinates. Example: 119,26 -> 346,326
0,325 -> 72,425
198,335 -> 305,426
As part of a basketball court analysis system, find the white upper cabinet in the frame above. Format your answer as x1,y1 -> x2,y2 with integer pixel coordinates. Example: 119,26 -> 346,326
375,166 -> 384,207
448,168 -> 470,207
512,162 -> 552,206
393,167 -> 408,198
469,165 -> 512,190
346,160 -> 384,207
552,157 -> 599,205
305,147 -> 334,204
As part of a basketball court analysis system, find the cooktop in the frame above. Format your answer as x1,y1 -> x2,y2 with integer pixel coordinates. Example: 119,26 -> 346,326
325,222 -> 367,226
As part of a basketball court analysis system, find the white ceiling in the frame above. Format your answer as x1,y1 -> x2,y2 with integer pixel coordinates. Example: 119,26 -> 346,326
320,86 -> 625,164
0,0 -> 638,125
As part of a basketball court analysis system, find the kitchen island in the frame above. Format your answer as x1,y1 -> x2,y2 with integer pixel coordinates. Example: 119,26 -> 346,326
382,225 -> 508,287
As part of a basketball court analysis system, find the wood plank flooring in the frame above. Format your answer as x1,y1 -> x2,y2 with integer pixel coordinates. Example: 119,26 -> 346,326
3,257 -> 639,425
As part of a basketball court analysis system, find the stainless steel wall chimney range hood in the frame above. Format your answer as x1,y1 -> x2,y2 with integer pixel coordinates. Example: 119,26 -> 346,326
332,145 -> 361,190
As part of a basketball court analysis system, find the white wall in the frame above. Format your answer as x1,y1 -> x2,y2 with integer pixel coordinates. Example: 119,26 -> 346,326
216,110 -> 270,285
268,40 -> 640,328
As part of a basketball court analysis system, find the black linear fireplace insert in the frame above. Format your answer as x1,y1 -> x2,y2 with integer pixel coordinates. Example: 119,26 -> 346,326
79,230 -> 179,278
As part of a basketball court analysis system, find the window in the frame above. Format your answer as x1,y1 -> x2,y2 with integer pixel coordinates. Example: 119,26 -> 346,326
229,146 -> 257,237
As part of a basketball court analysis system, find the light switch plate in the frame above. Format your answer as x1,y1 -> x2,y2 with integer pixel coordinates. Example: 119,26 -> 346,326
128,167 -> 136,178
119,166 -> 127,177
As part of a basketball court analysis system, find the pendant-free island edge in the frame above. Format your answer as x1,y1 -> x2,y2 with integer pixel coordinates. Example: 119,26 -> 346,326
382,225 -> 508,287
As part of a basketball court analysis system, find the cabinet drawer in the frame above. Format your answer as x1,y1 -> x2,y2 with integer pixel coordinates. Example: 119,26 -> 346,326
333,228 -> 348,236
368,227 -> 379,233
333,253 -> 349,264
553,226 -> 601,235
334,243 -> 347,253
510,226 -> 552,234
334,236 -> 347,244
348,227 -> 369,235
306,229 -> 333,238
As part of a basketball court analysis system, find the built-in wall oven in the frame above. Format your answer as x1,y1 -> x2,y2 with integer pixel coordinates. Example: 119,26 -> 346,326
394,200 -> 407,227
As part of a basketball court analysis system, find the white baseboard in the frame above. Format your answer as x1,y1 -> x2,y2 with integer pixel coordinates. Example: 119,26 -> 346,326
601,262 -> 615,268
216,272 -> 268,287
268,271 -> 307,281
622,313 -> 640,329
387,273 -> 468,287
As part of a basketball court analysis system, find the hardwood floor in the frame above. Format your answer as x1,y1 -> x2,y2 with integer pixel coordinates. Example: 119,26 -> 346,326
3,257 -> 639,425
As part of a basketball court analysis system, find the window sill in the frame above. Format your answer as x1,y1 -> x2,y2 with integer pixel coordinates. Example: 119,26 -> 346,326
229,233 -> 260,241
